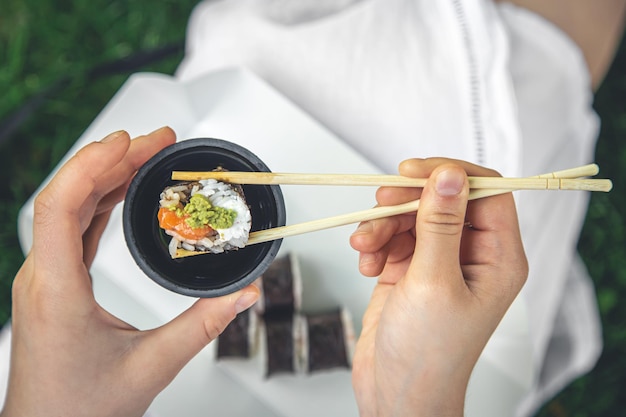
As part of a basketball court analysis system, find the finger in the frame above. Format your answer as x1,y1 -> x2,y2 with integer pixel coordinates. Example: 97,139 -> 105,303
458,195 -> 516,265
32,128 -> 175,278
400,156 -> 509,261
351,215 -> 415,277
375,185 -> 422,207
137,285 -> 260,388
93,178 -> 133,216
374,158 -> 430,206
91,127 -> 176,202
376,157 -> 499,207
32,131 -> 132,278
409,164 -> 469,284
82,209 -> 114,269
463,192 -> 516,232
399,157 -> 500,178
350,214 -> 415,254
87,128 -> 176,249
461,195 -> 528,298
357,231 -> 416,278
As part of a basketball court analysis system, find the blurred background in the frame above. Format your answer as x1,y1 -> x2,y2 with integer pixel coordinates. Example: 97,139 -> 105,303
0,1 -> 624,415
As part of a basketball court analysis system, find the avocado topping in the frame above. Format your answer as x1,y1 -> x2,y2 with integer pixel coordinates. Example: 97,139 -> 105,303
180,194 -> 237,229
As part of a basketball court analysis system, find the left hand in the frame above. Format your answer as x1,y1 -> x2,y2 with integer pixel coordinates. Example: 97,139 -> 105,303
2,128 -> 260,417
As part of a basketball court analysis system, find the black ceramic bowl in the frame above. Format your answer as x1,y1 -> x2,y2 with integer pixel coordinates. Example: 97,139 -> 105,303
123,138 -> 286,297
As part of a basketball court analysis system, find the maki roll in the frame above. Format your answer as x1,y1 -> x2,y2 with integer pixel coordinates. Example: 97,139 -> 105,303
158,178 -> 252,258
301,308 -> 355,373
217,309 -> 258,359
262,315 -> 305,377
256,253 -> 303,315
260,308 -> 355,377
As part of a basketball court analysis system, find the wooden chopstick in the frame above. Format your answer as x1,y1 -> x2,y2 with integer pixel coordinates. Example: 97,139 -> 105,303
172,164 -> 610,258
534,163 -> 599,179
465,163 -> 604,200
245,164 -> 610,245
171,170 -> 611,192
173,163 -> 600,183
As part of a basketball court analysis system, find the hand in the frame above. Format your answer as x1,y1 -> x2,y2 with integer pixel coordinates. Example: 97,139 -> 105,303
2,129 -> 260,417
349,158 -> 528,417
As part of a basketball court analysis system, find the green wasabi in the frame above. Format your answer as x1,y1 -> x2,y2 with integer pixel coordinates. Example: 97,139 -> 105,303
181,194 -> 238,229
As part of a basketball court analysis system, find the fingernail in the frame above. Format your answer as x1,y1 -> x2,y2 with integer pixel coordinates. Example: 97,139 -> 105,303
100,130 -> 125,143
235,292 -> 259,314
353,221 -> 373,235
149,126 -> 170,135
359,252 -> 377,266
435,169 -> 464,196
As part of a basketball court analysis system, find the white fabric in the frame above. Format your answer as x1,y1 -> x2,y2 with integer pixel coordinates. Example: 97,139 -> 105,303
177,0 -> 522,174
497,4 -> 603,415
176,0 -> 602,414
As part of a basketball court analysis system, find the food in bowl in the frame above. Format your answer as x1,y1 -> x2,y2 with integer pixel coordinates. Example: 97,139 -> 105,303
158,176 -> 252,258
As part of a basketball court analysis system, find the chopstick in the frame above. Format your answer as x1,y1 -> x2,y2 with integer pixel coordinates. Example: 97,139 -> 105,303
172,164 -> 609,258
171,169 -> 611,192
465,163 -> 602,200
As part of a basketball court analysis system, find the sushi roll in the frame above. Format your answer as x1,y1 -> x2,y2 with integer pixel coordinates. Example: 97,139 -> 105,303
262,315 -> 305,377
256,253 -> 303,315
216,309 -> 258,359
260,308 -> 355,378
301,308 -> 355,373
157,178 -> 252,257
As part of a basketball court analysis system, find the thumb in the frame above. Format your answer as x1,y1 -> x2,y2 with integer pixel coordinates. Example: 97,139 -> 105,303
137,285 -> 260,386
410,164 -> 469,284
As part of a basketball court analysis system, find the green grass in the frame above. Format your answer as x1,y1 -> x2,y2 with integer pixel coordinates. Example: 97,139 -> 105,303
1,1 -> 625,415
0,0 -> 199,322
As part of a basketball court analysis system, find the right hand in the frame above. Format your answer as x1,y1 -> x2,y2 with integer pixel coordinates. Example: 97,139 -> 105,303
350,158 -> 528,417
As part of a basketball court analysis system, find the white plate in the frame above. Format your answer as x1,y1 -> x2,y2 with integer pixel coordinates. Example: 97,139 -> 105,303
17,67 -> 534,417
